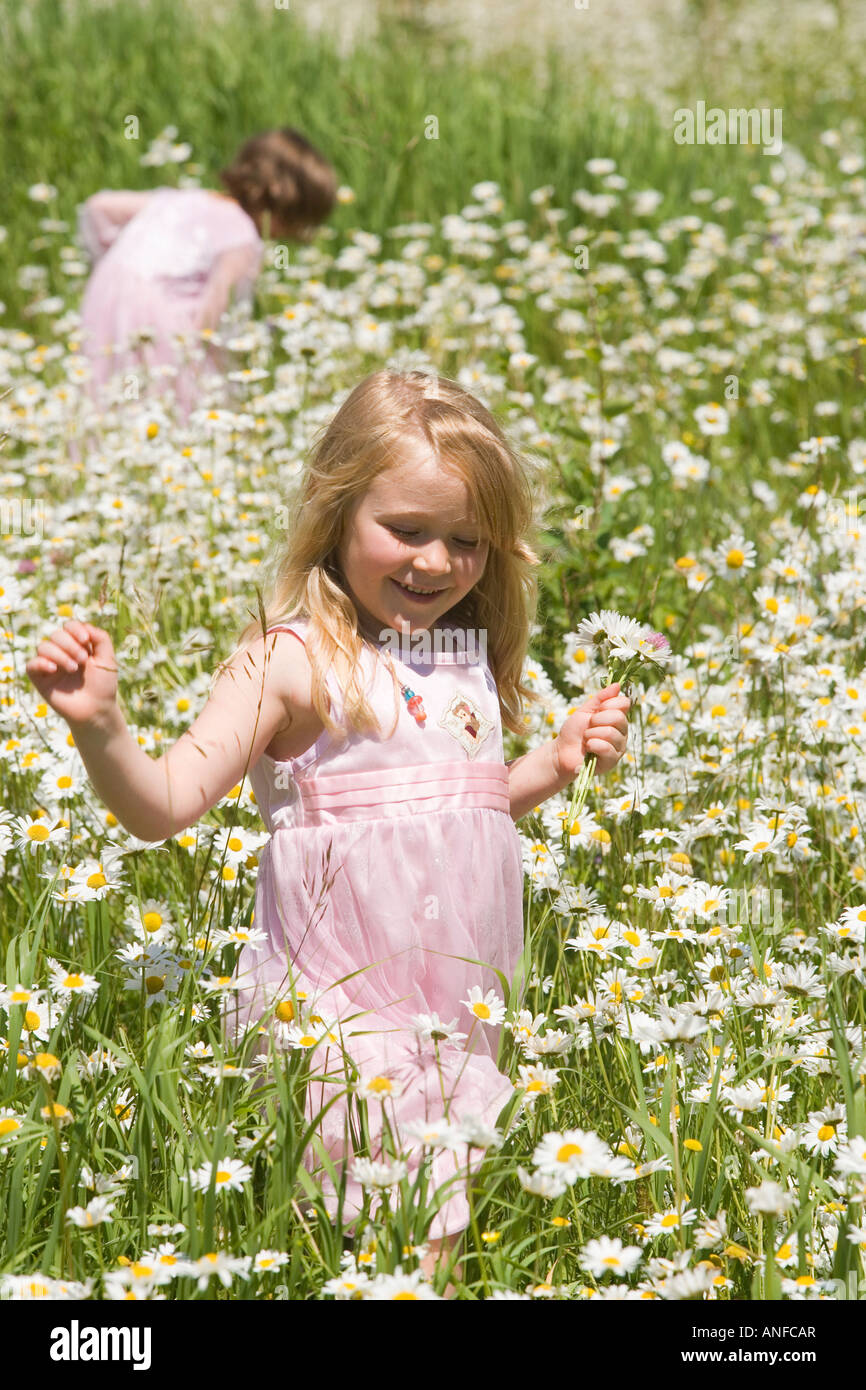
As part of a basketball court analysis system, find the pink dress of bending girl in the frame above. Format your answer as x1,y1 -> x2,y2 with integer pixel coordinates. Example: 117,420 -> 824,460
77,188 -> 263,417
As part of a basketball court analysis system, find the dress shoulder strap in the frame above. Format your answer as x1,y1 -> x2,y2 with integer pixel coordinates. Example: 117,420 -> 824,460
265,617 -> 308,646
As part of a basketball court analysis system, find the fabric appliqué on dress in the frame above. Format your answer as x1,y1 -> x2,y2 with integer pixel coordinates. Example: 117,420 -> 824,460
438,691 -> 494,758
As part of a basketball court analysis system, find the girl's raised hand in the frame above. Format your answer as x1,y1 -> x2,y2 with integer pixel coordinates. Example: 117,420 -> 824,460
554,682 -> 631,779
25,620 -> 119,729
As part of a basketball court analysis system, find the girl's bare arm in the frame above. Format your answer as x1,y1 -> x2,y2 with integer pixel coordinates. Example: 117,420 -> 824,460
66,633 -> 319,842
77,191 -> 154,261
197,244 -> 263,332
506,741 -> 573,822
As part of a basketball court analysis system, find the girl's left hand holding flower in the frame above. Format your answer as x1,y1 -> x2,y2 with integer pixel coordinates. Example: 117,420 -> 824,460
554,682 -> 631,780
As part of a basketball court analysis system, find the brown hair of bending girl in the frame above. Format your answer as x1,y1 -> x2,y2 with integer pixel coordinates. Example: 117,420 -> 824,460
216,126 -> 338,242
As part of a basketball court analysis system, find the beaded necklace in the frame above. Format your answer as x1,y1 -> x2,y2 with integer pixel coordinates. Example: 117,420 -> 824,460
379,648 -> 427,727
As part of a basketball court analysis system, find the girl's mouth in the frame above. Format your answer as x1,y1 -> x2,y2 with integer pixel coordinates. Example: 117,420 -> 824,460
391,578 -> 449,603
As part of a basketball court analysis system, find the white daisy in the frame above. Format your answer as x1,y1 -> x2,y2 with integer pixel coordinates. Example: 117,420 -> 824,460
643,1206 -> 699,1236
364,1265 -> 441,1300
65,1197 -> 116,1228
48,959 -> 100,1000
355,1074 -> 405,1101
461,986 -> 506,1026
713,533 -> 757,573
573,609 -> 645,657
188,1251 -> 252,1291
411,1012 -> 468,1047
694,401 -> 729,435
579,1235 -> 643,1277
349,1157 -> 408,1190
515,1063 -> 561,1105
516,1165 -> 568,1199
745,1181 -> 797,1217
188,1158 -> 253,1194
252,1249 -> 290,1273
532,1128 -> 612,1182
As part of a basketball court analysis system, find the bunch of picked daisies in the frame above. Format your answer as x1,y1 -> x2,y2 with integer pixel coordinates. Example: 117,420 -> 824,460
564,609 -> 671,838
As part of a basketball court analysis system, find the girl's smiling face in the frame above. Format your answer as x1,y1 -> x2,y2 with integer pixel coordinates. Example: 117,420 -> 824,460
335,452 -> 489,638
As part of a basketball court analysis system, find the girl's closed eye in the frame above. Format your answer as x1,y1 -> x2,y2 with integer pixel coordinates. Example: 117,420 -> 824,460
388,525 -> 480,548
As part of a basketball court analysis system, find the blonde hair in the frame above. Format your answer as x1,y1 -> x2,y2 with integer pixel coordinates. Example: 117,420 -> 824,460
218,127 -> 337,237
215,370 -> 545,745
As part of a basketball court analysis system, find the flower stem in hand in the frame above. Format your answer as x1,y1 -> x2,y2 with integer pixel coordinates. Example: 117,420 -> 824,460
562,657 -> 630,853
563,751 -> 596,852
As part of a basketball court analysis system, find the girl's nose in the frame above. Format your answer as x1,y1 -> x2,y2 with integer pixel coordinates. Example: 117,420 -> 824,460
415,539 -> 452,574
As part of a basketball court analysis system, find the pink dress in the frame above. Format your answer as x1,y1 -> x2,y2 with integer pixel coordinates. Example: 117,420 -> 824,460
77,188 -> 263,418
240,617 -> 526,1238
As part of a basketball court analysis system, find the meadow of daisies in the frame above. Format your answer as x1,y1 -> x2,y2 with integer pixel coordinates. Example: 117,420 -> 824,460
2,0 -> 866,1302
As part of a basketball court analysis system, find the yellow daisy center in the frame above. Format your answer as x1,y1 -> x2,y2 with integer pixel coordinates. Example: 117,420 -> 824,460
557,1142 -> 583,1163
